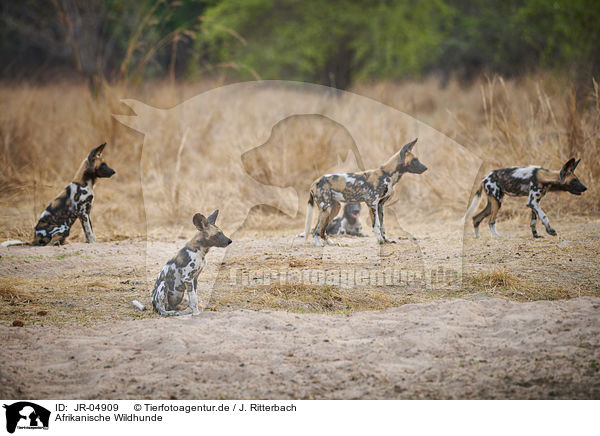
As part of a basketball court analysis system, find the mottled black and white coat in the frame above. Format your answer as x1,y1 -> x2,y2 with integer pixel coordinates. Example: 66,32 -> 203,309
465,158 -> 587,238
303,138 -> 427,246
326,203 -> 365,236
134,210 -> 232,316
1,143 -> 115,247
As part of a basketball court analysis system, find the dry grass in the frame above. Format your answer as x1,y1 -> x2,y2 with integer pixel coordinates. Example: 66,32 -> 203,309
217,283 -> 398,313
0,74 -> 598,241
465,267 -> 581,302
0,272 -> 152,326
468,267 -> 519,290
355,74 -> 600,219
0,279 -> 35,303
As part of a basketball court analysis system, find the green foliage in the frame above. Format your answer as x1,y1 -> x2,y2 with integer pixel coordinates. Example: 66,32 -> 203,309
202,0 -> 452,87
1,0 -> 599,86
517,0 -> 600,78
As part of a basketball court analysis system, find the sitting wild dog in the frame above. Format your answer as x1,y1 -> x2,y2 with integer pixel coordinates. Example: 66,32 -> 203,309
465,158 -> 587,238
132,210 -> 232,316
1,143 -> 115,247
303,138 -> 427,246
326,203 -> 365,236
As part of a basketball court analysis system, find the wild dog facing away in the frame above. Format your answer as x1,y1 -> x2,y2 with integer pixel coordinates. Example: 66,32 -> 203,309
326,203 -> 365,237
1,143 -> 115,247
302,138 -> 427,246
465,158 -> 587,238
132,210 -> 232,316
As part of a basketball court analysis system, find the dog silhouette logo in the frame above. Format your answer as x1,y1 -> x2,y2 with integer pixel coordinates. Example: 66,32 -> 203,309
3,402 -> 50,433
114,80 -> 482,301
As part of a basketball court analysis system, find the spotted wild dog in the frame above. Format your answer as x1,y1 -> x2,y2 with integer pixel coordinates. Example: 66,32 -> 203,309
465,158 -> 587,238
302,138 -> 427,246
132,210 -> 232,316
326,203 -> 365,237
1,143 -> 115,247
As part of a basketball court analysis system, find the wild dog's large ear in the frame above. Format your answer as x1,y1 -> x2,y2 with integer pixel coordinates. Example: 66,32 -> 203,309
399,138 -> 418,162
88,143 -> 107,163
193,213 -> 208,230
560,158 -> 577,179
207,209 -> 219,225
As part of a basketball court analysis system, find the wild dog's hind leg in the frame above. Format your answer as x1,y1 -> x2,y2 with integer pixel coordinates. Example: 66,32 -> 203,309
324,200 -> 341,245
313,208 -> 331,247
487,196 -> 502,238
166,281 -> 191,315
472,200 -> 491,238
48,232 -> 67,246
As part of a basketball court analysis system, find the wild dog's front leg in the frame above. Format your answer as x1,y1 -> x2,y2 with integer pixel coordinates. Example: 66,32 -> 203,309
377,198 -> 395,243
188,277 -> 200,315
369,203 -> 385,244
529,209 -> 542,238
79,213 -> 96,243
527,192 -> 556,236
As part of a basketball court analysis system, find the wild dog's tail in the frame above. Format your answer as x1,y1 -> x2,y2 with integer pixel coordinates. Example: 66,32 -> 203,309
464,183 -> 483,218
131,300 -> 147,311
302,191 -> 315,238
1,240 -> 29,247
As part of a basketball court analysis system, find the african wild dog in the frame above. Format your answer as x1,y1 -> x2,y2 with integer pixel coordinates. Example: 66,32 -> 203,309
326,203 -> 365,236
465,158 -> 587,238
132,210 -> 232,316
1,143 -> 115,247
302,138 -> 427,246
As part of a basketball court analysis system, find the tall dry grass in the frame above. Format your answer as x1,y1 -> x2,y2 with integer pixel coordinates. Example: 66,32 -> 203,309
355,74 -> 600,218
0,74 -> 598,241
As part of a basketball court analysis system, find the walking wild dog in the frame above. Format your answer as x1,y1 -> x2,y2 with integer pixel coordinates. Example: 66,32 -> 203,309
132,210 -> 232,316
303,138 -> 427,246
465,158 -> 587,238
1,143 -> 115,247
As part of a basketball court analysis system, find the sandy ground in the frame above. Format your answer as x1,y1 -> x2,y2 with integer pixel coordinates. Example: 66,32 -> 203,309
1,296 -> 599,399
1,217 -> 599,399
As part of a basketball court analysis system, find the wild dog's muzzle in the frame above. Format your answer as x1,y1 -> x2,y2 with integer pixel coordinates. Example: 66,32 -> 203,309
569,180 -> 587,195
97,162 -> 116,178
409,159 -> 428,174
209,233 -> 232,247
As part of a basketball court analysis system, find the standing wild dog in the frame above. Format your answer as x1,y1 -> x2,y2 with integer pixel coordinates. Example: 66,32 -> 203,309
1,143 -> 115,247
132,210 -> 232,316
303,138 -> 427,246
326,203 -> 365,236
465,158 -> 587,238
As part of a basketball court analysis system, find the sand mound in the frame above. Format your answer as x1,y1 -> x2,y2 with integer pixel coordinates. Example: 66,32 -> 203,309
2,296 -> 599,399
